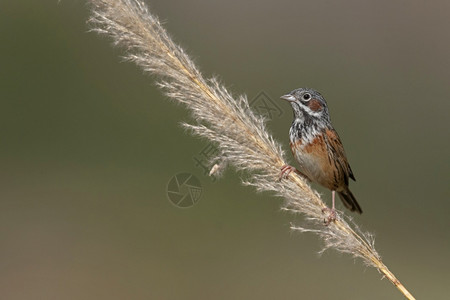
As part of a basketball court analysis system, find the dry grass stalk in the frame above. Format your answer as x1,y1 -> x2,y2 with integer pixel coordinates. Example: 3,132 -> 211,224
87,1 -> 415,298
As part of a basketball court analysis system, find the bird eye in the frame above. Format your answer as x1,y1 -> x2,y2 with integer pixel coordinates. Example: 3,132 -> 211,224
302,93 -> 311,101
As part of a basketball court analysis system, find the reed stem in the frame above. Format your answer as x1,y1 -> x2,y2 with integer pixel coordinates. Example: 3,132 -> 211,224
87,1 -> 416,298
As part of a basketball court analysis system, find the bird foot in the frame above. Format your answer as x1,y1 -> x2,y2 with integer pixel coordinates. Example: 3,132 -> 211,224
279,165 -> 309,181
322,207 -> 337,226
279,165 -> 297,181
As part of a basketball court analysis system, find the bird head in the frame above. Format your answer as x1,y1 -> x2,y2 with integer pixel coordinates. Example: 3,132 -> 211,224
280,88 -> 330,123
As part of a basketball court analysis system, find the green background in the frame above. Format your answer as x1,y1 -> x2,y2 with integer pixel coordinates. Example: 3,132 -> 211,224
1,0 -> 449,299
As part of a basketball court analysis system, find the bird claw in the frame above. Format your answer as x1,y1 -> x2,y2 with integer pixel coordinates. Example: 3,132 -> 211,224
279,165 -> 309,182
322,207 -> 337,226
279,165 -> 297,181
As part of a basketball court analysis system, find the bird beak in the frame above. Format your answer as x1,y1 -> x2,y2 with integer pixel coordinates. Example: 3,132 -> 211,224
280,94 -> 296,102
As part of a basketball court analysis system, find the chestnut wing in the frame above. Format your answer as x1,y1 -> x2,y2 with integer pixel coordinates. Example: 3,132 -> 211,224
324,129 -> 355,184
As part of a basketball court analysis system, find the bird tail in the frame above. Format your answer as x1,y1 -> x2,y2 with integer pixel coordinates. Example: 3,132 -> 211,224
338,188 -> 362,214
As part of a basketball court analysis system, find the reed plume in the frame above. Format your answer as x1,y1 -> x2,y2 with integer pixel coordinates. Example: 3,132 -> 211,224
88,1 -> 415,298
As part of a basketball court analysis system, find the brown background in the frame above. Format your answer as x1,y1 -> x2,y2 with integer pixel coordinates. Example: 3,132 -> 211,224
1,0 -> 449,299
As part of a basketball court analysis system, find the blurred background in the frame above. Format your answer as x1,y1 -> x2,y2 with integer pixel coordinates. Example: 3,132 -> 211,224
1,0 -> 449,299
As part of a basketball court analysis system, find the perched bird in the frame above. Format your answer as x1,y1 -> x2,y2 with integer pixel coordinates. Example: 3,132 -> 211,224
280,88 -> 362,224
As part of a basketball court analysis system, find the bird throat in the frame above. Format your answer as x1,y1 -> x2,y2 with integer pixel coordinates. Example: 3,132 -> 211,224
289,117 -> 326,146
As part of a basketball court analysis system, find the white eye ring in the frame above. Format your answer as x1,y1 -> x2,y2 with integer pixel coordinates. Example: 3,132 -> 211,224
302,93 -> 311,101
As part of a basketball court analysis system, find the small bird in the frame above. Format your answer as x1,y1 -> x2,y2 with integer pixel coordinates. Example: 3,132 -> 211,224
280,88 -> 362,224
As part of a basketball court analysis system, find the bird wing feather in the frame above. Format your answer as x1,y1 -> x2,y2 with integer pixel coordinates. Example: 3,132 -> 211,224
324,129 -> 355,184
